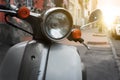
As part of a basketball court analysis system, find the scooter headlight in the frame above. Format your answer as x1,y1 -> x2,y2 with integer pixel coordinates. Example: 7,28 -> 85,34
43,8 -> 73,41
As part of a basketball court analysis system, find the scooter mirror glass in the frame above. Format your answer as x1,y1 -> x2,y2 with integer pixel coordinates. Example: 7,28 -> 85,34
89,9 -> 103,22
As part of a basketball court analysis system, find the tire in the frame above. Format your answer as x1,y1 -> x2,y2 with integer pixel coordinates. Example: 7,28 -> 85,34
82,63 -> 87,80
82,68 -> 87,80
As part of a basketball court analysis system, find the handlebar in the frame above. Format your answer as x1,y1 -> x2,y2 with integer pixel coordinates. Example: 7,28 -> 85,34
0,4 -> 41,18
0,5 -> 28,18
0,4 -> 43,36
0,4 -> 35,35
0,5 -> 16,16
0,5 -> 10,10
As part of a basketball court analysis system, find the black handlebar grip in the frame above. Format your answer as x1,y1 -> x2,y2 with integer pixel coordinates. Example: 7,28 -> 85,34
0,5 -> 10,10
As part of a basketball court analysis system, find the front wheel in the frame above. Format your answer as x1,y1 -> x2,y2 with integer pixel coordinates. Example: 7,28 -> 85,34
81,63 -> 87,80
82,68 -> 87,80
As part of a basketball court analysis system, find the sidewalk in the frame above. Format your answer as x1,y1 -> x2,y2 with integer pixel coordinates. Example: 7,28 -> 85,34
60,28 -> 110,48
81,28 -> 110,48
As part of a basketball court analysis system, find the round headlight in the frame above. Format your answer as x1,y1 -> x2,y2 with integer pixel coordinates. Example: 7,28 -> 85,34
42,8 -> 73,41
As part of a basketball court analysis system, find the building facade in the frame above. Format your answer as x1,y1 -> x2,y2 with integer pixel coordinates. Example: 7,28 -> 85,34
0,0 -> 85,26
68,0 -> 82,26
0,0 -> 6,23
88,0 -> 98,12
81,0 -> 98,23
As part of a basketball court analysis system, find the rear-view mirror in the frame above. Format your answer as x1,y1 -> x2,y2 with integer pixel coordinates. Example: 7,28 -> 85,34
89,9 -> 103,22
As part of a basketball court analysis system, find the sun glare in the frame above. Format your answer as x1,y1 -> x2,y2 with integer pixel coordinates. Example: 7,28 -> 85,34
100,6 -> 120,30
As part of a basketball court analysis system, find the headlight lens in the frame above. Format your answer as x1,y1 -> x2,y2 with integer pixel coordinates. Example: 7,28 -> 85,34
43,8 -> 73,41
46,12 -> 70,39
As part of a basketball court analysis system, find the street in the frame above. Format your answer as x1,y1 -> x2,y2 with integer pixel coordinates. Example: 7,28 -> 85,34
110,34 -> 120,76
79,28 -> 120,80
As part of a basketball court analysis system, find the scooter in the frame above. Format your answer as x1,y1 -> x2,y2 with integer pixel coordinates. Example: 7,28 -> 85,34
0,3 -> 88,80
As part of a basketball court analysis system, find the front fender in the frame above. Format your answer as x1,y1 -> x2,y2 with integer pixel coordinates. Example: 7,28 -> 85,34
0,40 -> 49,80
0,41 -> 28,80
45,43 -> 82,80
0,41 -> 83,80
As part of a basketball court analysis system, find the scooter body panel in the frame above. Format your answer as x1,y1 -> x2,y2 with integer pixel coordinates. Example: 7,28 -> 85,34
0,41 -> 82,80
45,43 -> 82,80
0,41 -> 28,80
0,41 -> 49,80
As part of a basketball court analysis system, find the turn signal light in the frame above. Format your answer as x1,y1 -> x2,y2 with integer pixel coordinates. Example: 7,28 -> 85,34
71,29 -> 81,40
18,6 -> 30,19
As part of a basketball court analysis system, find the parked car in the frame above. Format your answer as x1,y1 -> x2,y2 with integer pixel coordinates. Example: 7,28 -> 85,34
110,16 -> 120,39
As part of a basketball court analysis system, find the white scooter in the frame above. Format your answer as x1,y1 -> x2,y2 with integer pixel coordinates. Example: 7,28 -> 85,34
0,3 -> 88,80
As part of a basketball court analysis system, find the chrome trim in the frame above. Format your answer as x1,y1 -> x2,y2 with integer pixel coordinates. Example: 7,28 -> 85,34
0,9 -> 16,14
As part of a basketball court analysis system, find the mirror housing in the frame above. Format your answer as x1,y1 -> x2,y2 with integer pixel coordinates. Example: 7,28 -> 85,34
89,9 -> 103,22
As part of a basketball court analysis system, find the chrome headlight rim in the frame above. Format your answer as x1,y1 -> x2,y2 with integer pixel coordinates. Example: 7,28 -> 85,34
42,7 -> 73,41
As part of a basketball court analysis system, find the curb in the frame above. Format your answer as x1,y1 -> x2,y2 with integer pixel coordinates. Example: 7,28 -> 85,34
107,37 -> 120,76
87,32 -> 108,45
93,34 -> 106,37
87,41 -> 108,45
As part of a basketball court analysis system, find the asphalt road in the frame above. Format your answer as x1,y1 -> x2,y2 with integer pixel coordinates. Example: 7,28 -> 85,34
76,28 -> 120,80
110,35 -> 120,76
77,46 -> 119,80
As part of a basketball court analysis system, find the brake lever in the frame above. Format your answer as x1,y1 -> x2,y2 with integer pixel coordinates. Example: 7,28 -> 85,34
81,42 -> 90,50
78,38 -> 90,50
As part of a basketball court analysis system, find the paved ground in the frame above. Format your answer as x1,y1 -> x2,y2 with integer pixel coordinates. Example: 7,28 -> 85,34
60,28 -> 120,80
109,36 -> 120,77
79,47 -> 119,80
79,28 -> 119,80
